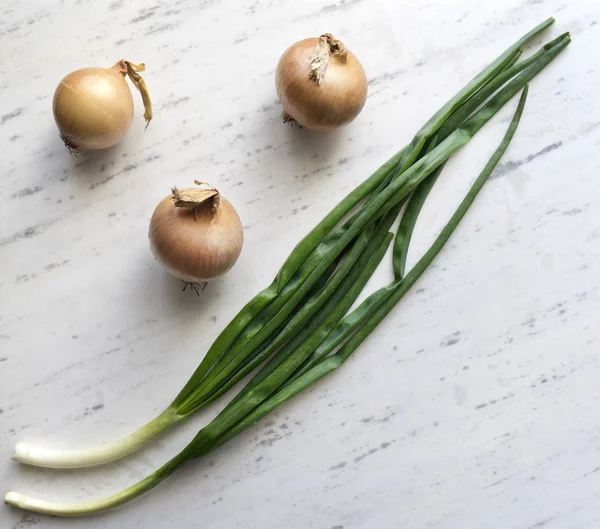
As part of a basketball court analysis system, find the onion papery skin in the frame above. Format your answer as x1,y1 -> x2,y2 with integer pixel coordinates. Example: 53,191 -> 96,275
149,195 -> 244,283
275,37 -> 368,132
53,67 -> 134,150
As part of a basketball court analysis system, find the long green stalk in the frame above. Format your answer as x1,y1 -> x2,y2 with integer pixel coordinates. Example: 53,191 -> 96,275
392,161 -> 445,279
392,136 -> 443,279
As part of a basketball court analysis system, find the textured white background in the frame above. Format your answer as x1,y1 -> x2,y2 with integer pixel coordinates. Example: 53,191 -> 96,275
1,0 -> 599,528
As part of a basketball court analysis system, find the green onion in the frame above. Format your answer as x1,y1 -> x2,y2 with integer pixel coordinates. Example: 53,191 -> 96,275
9,20 -> 567,474
5,80 -> 532,517
392,136 -> 443,279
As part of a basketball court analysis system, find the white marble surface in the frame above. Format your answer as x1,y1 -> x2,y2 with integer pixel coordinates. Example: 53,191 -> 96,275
1,0 -> 599,527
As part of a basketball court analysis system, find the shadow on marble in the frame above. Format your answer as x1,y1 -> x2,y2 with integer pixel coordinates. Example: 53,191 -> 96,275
131,251 -> 227,318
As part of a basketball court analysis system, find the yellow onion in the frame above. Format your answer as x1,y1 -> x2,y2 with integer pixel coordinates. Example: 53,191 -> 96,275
149,181 -> 244,290
53,60 -> 152,152
275,34 -> 368,132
